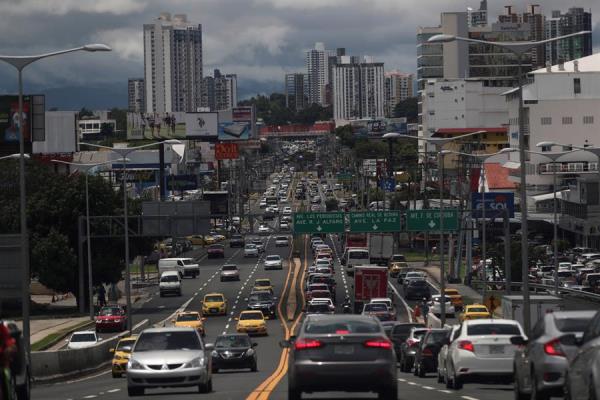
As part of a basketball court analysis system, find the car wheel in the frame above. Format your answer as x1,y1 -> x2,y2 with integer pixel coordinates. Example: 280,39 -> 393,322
413,361 -> 419,376
437,368 -> 445,383
452,369 -> 463,390
418,362 -> 426,378
563,373 -> 572,400
531,371 -> 549,400
112,371 -> 121,378
251,360 -> 258,372
127,386 -> 144,396
589,375 -> 597,400
288,386 -> 301,400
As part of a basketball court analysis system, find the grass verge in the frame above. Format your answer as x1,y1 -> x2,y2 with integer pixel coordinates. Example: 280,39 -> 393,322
31,320 -> 94,351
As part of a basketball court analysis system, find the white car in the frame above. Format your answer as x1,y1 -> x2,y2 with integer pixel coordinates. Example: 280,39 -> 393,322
437,325 -> 461,384
244,243 -> 259,257
67,331 -> 101,349
429,294 -> 456,317
258,225 -> 270,235
259,200 -> 267,208
282,206 -> 292,216
264,255 -> 283,270
444,319 -> 525,389
275,236 -> 289,247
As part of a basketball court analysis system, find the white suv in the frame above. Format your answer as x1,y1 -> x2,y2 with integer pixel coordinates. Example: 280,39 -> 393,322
444,319 -> 525,389
159,271 -> 182,297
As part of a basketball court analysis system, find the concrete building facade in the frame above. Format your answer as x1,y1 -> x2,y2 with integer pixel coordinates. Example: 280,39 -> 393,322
306,42 -> 329,106
384,71 -> 414,117
128,78 -> 145,113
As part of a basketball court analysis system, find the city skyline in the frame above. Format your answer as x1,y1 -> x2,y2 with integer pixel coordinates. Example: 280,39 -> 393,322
0,0 -> 599,109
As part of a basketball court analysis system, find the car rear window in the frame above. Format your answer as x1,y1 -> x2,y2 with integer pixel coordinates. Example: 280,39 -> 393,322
349,251 -> 369,259
222,265 -> 237,271
467,324 -> 521,336
412,329 -> 428,339
555,317 -> 593,333
364,303 -> 388,312
71,333 -> 96,342
304,319 -> 381,334
391,324 -> 424,336
425,331 -> 449,344
307,304 -> 331,313
410,280 -> 428,287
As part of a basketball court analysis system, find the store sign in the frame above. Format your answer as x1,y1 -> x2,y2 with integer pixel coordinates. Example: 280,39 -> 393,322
215,143 -> 239,160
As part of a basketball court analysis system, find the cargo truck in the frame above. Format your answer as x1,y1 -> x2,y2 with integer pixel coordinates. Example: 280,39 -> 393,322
354,265 -> 389,313
501,295 -> 562,329
368,233 -> 394,265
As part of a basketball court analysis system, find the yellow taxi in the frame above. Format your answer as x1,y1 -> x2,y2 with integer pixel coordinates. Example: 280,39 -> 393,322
110,335 -> 138,378
444,288 -> 464,311
203,236 -> 218,245
186,235 -> 205,245
171,311 -> 206,336
236,310 -> 268,335
389,262 -> 408,277
202,293 -> 228,316
459,304 -> 491,322
253,278 -> 273,292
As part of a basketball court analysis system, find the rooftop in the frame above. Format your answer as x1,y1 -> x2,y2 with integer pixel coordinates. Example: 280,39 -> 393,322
532,52 -> 600,74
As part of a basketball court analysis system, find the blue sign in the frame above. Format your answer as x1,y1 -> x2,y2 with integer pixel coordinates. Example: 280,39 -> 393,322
379,178 -> 395,192
471,192 -> 515,218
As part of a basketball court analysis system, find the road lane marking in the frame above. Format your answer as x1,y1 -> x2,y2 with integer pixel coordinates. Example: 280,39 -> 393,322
407,381 -> 418,385
438,390 -> 452,394
83,396 -> 97,399
107,389 -> 120,393
398,378 -> 407,382
422,386 -> 435,390
462,397 -> 480,400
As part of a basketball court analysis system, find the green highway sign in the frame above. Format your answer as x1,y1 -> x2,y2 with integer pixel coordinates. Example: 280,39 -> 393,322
336,172 -> 353,182
349,211 -> 401,233
293,212 -> 345,234
406,209 -> 459,232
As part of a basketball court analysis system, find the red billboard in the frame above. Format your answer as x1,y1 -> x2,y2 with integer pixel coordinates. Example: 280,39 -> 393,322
215,143 -> 239,160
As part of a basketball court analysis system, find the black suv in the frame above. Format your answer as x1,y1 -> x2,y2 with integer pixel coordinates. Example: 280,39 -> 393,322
404,279 -> 431,300
246,290 -> 277,319
229,234 -> 245,248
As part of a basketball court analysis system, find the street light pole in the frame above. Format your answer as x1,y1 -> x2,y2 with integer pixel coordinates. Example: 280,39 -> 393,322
0,43 -> 111,358
438,151 -> 447,326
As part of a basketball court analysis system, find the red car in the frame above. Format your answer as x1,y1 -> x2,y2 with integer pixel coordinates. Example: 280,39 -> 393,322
95,305 -> 127,332
207,244 -> 225,258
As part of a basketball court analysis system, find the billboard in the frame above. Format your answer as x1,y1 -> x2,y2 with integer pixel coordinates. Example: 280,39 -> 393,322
471,192 -> 515,218
217,106 -> 255,141
127,112 -> 186,140
0,96 -> 32,143
184,112 -> 218,138
215,143 -> 239,160
166,175 -> 198,191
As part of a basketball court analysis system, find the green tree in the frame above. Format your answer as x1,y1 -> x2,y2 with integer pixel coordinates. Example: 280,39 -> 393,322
31,230 -> 77,294
79,107 -> 94,118
393,97 -> 418,122
109,108 -> 127,134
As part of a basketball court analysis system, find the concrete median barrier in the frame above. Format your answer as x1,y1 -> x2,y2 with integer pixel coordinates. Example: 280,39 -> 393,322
32,319 -> 149,382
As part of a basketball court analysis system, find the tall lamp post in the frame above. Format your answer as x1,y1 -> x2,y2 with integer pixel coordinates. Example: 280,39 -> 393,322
51,159 -> 129,320
389,131 -> 484,326
80,140 -> 180,331
441,148 -> 516,300
429,30 -> 590,335
0,43 -> 111,357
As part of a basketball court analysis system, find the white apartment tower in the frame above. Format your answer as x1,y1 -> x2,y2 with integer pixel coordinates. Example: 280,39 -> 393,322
143,12 -> 203,113
385,71 -> 414,117
128,78 -> 145,113
306,42 -> 329,106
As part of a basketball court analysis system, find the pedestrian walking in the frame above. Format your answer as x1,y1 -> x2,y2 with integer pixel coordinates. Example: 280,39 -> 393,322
97,284 -> 106,308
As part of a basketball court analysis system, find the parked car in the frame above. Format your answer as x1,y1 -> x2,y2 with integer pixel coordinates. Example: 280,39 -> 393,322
513,310 -> 596,400
126,327 -> 213,396
281,314 -> 397,400
414,328 -> 450,377
211,333 -> 258,373
398,327 -> 429,372
207,244 -> 225,258
220,264 -> 240,281
444,319 -> 524,389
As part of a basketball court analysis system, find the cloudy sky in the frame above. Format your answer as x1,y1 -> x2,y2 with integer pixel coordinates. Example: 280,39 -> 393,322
0,0 -> 598,109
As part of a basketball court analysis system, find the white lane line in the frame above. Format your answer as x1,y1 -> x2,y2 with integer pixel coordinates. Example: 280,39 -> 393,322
422,386 -> 435,390
461,397 -> 480,400
407,381 -> 418,386
225,324 -> 230,329
83,396 -> 97,399
398,378 -> 407,382
438,390 -> 452,394
107,389 -> 120,393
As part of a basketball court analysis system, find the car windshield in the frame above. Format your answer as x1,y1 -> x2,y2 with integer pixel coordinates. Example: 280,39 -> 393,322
161,275 -> 178,282
135,331 -> 201,351
364,303 -> 388,312
276,237 -> 287,241
177,314 -> 200,322
467,324 -> 521,335
205,295 -> 224,302
555,317 -> 593,332
255,280 -> 270,286
249,292 -> 272,302
240,312 -> 263,320
116,339 -> 136,351
222,265 -> 237,271
182,259 -> 195,265
215,335 -> 251,348
71,333 -> 96,342
304,319 -> 381,334
99,307 -> 121,316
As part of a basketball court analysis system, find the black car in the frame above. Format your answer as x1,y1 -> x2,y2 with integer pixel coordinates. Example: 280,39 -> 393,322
413,328 -> 449,377
229,234 -> 245,248
211,334 -> 258,372
404,279 -> 431,300
389,323 -> 425,362
246,290 -> 277,319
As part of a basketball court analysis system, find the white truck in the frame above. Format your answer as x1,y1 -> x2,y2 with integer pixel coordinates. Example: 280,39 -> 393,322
368,233 -> 394,266
501,294 -> 562,329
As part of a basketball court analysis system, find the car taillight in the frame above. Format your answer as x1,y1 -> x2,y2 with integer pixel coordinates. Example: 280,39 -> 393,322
364,338 -> 392,349
407,339 -> 418,347
458,340 -> 474,352
294,338 -> 323,350
544,339 -> 565,357
422,347 -> 433,356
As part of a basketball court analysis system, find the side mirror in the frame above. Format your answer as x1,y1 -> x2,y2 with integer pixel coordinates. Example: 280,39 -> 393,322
252,342 -> 258,347
264,316 -> 270,320
121,346 -> 132,353
109,348 -> 115,353
279,340 -> 290,348
234,317 -> 239,321
510,336 -> 528,346
559,334 -> 581,347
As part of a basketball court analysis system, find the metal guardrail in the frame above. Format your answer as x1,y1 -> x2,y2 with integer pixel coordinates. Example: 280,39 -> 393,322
470,279 -> 600,303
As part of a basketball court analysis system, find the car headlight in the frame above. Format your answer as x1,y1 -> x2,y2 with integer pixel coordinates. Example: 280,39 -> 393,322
113,319 -> 121,323
245,348 -> 255,356
184,356 -> 205,368
211,351 -> 219,358
128,359 -> 143,370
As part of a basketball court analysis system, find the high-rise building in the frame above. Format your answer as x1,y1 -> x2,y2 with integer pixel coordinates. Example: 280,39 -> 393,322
306,42 -> 329,106
332,56 -> 384,121
545,7 -> 592,65
468,0 -> 488,27
201,69 -> 237,111
384,71 -> 414,117
285,73 -> 307,111
143,12 -> 203,113
128,78 -> 145,113
522,4 -> 546,69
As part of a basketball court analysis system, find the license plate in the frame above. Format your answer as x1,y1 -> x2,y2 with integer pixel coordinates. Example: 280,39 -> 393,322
489,345 -> 504,354
334,345 -> 354,355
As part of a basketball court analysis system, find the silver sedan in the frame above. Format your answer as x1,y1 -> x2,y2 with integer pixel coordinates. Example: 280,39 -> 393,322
127,327 -> 213,396
220,264 -> 240,281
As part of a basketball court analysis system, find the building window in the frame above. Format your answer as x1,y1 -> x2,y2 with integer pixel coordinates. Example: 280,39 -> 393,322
574,78 -> 581,94
540,145 -> 552,152
584,116 -> 594,124
562,116 -> 573,125
541,117 -> 552,125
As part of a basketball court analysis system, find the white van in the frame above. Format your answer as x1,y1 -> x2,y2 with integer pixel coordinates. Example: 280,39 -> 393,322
344,248 -> 370,276
159,271 -> 182,297
158,258 -> 200,278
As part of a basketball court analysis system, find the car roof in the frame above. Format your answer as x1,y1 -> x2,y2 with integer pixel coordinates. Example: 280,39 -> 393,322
550,310 -> 597,320
463,318 -> 519,325
141,327 -> 196,333
73,330 -> 96,335
370,297 -> 392,302
161,270 -> 180,276
304,314 -> 379,323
